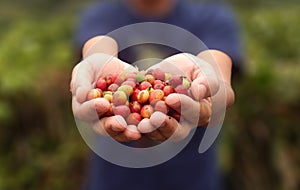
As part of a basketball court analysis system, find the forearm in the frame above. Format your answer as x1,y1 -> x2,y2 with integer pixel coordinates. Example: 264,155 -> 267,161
197,50 -> 235,109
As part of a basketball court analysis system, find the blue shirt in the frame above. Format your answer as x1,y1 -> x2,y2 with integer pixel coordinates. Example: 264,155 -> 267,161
76,1 -> 242,190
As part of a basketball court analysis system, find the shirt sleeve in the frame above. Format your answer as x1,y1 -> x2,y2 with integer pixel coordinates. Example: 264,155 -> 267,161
74,3 -> 118,50
197,5 -> 244,75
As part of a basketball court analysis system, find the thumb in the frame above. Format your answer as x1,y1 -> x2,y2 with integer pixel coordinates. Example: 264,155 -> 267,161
82,36 -> 138,76
190,76 -> 219,100
165,93 -> 200,127
82,36 -> 118,59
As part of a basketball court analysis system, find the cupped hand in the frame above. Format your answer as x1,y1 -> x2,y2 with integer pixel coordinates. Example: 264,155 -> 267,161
70,36 -> 141,142
138,52 -> 233,142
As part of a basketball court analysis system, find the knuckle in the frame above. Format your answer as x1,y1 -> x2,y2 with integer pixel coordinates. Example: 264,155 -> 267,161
92,122 -> 105,136
207,77 -> 220,95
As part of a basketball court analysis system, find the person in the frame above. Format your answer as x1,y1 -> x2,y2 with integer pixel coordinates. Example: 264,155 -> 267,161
71,0 -> 242,189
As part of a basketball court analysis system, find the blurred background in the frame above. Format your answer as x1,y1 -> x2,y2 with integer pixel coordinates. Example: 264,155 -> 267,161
0,0 -> 299,189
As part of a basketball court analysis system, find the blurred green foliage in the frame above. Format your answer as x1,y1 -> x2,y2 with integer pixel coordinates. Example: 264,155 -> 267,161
0,0 -> 299,190
0,1 -> 90,190
219,2 -> 300,190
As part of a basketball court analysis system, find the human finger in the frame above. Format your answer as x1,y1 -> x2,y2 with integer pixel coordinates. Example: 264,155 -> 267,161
71,55 -> 136,104
71,36 -> 119,97
148,111 -> 193,142
72,97 -> 110,122
82,36 -> 118,59
198,98 -> 212,126
93,116 -> 141,142
151,115 -> 192,142
124,125 -> 142,141
137,118 -> 157,133
149,111 -> 178,138
165,93 -> 200,126
93,115 -> 127,137
153,53 -> 196,79
144,130 -> 166,142
190,75 -> 219,100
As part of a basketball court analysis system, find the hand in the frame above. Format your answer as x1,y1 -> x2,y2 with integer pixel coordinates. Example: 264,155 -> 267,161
138,52 -> 235,142
70,36 -> 141,142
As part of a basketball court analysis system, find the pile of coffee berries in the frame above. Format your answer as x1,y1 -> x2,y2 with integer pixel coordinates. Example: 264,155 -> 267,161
86,68 -> 192,125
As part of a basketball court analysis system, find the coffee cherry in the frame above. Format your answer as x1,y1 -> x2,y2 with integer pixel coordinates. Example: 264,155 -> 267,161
112,91 -> 127,106
152,68 -> 165,81
137,90 -> 149,104
182,77 -> 191,88
136,73 -> 146,83
121,80 -> 136,88
126,113 -> 142,125
103,91 -> 113,102
168,75 -> 182,88
139,81 -> 152,90
165,72 -> 172,81
174,85 -> 188,96
104,74 -> 113,86
103,93 -> 113,103
141,105 -> 154,118
131,89 -> 140,102
118,85 -> 134,96
89,69 -> 194,126
129,101 -> 141,113
95,78 -> 107,91
107,83 -> 119,92
146,74 -> 155,85
113,105 -> 130,118
163,85 -> 174,96
87,88 -> 102,101
149,89 -> 164,103
153,83 -> 165,90
154,100 -> 169,114
154,79 -> 163,85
